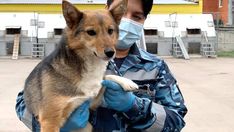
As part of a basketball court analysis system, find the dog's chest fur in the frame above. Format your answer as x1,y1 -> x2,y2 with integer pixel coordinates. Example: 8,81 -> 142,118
77,55 -> 108,98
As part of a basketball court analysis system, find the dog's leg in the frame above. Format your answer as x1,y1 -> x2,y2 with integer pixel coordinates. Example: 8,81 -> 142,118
90,87 -> 105,110
104,75 -> 138,91
39,95 -> 71,132
39,109 -> 62,132
40,122 -> 60,132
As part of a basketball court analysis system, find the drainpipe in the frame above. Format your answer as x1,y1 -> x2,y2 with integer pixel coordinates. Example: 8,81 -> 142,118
228,0 -> 233,25
36,13 -> 39,43
169,12 -> 177,55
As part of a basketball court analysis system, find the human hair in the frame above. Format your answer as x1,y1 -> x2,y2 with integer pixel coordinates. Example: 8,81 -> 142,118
106,0 -> 153,18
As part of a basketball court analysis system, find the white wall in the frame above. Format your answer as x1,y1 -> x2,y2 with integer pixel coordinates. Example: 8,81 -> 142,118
0,13 -> 216,39
0,13 -> 67,38
37,14 -> 66,38
144,14 -> 216,37
0,13 -> 38,37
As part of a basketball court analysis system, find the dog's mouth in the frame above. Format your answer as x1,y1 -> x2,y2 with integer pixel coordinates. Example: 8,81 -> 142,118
93,52 -> 98,57
93,52 -> 114,61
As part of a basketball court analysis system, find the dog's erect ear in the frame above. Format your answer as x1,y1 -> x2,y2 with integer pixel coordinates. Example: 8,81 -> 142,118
108,0 -> 128,25
62,0 -> 83,29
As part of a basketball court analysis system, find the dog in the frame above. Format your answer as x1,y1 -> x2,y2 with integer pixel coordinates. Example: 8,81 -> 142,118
23,0 -> 138,131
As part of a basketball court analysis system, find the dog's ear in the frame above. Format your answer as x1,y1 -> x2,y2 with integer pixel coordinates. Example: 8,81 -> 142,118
108,0 -> 128,25
62,0 -> 83,29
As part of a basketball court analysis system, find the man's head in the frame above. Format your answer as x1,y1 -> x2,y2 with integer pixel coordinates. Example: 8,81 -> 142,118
107,0 -> 153,23
107,0 -> 153,51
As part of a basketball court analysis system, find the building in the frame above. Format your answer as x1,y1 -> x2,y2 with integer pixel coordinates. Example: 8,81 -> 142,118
203,0 -> 233,26
152,0 -> 202,14
0,0 -> 105,13
144,0 -> 216,58
0,0 -> 202,14
0,0 -> 106,58
144,14 -> 216,57
0,0 -> 216,59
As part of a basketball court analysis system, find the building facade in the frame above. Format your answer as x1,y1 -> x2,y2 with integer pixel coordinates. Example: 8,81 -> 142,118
0,0 -> 203,14
0,0 -> 217,58
203,0 -> 233,26
144,0 -> 216,58
233,0 -> 234,24
152,0 -> 202,14
0,0 -> 106,57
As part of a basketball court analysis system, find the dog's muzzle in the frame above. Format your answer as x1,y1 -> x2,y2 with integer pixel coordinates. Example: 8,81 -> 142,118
104,48 -> 115,58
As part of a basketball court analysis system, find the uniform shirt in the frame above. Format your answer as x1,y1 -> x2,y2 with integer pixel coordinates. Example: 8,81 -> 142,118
16,44 -> 187,132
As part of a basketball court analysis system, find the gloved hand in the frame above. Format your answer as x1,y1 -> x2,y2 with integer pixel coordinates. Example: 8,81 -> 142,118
102,80 -> 136,112
60,99 -> 90,132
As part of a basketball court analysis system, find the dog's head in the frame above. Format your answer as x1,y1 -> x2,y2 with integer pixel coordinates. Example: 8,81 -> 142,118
62,0 -> 127,60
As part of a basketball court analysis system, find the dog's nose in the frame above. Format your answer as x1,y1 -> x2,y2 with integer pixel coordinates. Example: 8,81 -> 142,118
104,48 -> 115,58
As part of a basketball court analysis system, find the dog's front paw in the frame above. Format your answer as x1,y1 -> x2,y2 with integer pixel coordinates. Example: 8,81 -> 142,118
118,77 -> 138,91
104,75 -> 138,91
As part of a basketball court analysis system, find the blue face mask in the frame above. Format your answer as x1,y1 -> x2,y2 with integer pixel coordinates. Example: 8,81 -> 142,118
116,18 -> 144,50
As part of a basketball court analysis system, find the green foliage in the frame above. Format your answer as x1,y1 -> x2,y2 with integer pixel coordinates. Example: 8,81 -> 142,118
217,51 -> 234,57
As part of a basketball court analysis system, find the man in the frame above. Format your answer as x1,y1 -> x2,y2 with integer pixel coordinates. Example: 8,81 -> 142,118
16,0 -> 187,131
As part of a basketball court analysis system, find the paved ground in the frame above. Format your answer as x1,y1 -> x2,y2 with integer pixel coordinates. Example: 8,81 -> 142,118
0,57 -> 234,132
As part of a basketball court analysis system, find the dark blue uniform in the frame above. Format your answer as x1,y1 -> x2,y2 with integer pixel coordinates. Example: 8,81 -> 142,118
16,44 -> 187,132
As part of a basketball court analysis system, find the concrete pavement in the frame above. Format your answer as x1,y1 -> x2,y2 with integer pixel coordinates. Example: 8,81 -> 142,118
0,58 -> 234,131
166,58 -> 234,132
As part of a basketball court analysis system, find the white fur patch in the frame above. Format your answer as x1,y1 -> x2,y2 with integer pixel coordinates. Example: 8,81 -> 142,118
104,75 -> 139,91
76,56 -> 108,97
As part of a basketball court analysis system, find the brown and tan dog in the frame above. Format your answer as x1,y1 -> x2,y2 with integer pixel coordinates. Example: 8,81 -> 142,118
23,0 -> 138,131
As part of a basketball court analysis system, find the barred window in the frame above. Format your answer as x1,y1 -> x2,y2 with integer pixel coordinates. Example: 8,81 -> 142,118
54,28 -> 63,35
186,28 -> 201,35
144,29 -> 158,35
6,28 -> 21,35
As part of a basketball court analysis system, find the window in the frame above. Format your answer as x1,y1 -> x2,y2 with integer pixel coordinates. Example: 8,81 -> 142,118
165,21 -> 178,28
54,28 -> 63,35
6,28 -> 21,35
188,42 -> 201,54
6,42 -> 13,55
219,0 -> 223,7
207,21 -> 214,27
87,0 -> 93,3
186,28 -> 201,35
30,19 -> 37,26
165,21 -> 171,27
6,42 -> 21,55
38,21 -> 45,28
21,30 -> 28,36
47,32 -> 54,38
171,21 -> 178,28
144,29 -> 158,35
186,0 -> 199,4
146,43 -> 158,54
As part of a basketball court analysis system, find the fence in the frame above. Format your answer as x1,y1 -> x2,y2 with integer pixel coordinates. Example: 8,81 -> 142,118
204,12 -> 234,52
217,27 -> 234,51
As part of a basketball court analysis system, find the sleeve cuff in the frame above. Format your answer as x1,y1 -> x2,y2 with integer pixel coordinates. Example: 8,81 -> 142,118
122,97 -> 151,124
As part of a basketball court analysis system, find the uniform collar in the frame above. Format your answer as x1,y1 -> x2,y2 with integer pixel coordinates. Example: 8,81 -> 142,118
109,44 -> 157,75
129,44 -> 156,62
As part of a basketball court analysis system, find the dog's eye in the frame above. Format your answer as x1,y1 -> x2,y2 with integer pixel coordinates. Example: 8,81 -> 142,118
108,29 -> 114,35
87,30 -> 96,36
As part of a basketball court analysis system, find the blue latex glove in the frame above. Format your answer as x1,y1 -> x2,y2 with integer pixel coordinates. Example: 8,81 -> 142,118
102,80 -> 136,112
60,99 -> 90,132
